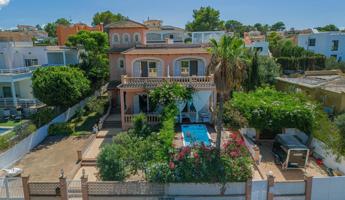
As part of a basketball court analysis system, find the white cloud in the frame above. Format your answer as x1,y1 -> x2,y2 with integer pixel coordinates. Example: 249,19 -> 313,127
0,0 -> 10,9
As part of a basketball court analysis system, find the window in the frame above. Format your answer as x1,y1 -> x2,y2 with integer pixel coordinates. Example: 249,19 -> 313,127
140,60 -> 157,77
308,38 -> 316,47
113,34 -> 120,44
331,54 -> 337,59
24,59 -> 38,66
123,33 -> 130,44
2,87 -> 12,98
134,33 -> 141,43
332,40 -> 339,51
148,62 -> 157,77
180,60 -> 198,76
169,34 -> 174,39
119,58 -> 125,68
181,61 -> 189,76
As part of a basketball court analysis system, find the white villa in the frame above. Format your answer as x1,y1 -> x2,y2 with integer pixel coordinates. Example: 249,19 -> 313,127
298,31 -> 345,61
0,35 -> 79,110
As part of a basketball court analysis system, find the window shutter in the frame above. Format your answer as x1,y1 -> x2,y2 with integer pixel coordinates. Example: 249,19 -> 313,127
133,61 -> 141,77
174,60 -> 181,76
157,61 -> 163,77
197,60 -> 205,76
133,95 -> 140,114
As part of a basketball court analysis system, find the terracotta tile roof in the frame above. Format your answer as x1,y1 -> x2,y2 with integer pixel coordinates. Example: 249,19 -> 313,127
122,44 -> 209,55
105,19 -> 148,29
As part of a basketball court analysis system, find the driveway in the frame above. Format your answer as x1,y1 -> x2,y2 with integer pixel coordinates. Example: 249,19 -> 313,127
14,135 -> 93,181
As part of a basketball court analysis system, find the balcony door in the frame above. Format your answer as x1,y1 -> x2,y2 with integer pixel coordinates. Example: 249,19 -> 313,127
141,61 -> 157,77
176,59 -> 205,76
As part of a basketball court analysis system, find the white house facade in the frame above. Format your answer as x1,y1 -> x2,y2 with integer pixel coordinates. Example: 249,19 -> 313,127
0,41 -> 79,109
298,32 -> 345,61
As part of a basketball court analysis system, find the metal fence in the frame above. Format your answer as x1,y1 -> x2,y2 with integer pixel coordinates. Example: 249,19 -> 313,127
0,177 -> 23,200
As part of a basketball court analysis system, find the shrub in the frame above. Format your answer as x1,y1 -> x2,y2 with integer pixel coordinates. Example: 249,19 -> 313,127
48,122 -> 75,135
97,144 -> 127,181
32,66 -> 91,109
232,87 -> 317,135
223,102 -> 248,130
85,96 -> 108,115
131,113 -> 152,137
74,108 -> 85,122
146,162 -> 174,183
325,57 -> 345,72
30,107 -> 60,127
276,56 -> 326,71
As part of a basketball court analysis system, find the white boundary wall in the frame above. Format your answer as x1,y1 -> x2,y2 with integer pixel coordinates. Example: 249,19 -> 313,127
311,139 -> 345,174
0,97 -> 92,169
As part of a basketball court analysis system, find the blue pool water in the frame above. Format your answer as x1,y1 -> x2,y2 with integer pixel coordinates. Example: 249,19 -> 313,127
0,128 -> 11,136
181,124 -> 211,146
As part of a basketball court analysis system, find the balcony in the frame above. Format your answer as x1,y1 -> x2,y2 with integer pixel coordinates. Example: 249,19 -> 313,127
119,75 -> 215,89
123,113 -> 160,128
0,98 -> 44,108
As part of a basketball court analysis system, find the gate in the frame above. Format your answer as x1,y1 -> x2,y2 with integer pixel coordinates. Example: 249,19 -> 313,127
67,180 -> 82,200
0,177 -> 24,200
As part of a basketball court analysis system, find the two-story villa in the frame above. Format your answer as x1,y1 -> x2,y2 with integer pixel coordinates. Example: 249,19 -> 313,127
106,19 -> 216,130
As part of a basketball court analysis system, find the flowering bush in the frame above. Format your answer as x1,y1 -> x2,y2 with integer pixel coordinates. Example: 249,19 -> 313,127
146,133 -> 252,183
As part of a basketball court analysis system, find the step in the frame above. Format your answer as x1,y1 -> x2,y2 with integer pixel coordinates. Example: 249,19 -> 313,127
81,160 -> 97,167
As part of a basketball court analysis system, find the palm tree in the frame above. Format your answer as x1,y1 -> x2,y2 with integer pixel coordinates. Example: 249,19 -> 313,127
208,35 -> 249,152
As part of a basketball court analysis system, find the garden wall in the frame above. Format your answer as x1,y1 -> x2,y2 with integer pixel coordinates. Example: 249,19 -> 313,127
0,96 -> 93,169
311,139 -> 345,174
2,175 -> 345,200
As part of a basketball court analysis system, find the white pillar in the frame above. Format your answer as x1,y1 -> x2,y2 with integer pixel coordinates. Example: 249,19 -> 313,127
62,51 -> 66,66
11,81 -> 17,107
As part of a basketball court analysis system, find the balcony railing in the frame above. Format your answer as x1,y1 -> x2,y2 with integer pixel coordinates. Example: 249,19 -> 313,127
0,67 -> 38,74
123,114 -> 160,125
120,75 -> 215,89
0,98 -> 43,108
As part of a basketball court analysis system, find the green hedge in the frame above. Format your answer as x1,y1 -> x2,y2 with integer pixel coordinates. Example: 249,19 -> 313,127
48,123 -> 75,136
231,87 -> 317,135
277,56 -> 326,71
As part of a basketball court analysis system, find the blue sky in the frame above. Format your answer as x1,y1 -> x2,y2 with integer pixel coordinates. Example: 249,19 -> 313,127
0,0 -> 345,30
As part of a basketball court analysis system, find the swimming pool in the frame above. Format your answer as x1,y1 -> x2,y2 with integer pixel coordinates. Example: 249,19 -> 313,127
181,124 -> 211,146
0,127 -> 11,136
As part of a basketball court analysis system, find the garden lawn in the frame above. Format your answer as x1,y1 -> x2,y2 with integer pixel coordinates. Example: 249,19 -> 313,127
0,120 -> 25,127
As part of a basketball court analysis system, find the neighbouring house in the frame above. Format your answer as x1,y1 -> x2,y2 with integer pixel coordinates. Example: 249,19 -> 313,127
56,23 -> 104,46
0,33 -> 79,110
298,31 -> 345,61
106,19 -> 216,130
276,70 -> 345,114
16,25 -> 49,43
192,31 -> 233,44
244,31 -> 270,56
144,19 -> 186,44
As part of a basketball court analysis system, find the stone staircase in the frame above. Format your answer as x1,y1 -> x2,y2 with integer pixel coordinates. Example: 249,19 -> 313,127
102,120 -> 121,129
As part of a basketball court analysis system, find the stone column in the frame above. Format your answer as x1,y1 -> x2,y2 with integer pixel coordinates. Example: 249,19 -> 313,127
81,169 -> 89,200
120,90 -> 125,129
59,170 -> 68,200
267,172 -> 275,200
22,176 -> 30,200
245,179 -> 252,200
305,176 -> 313,200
